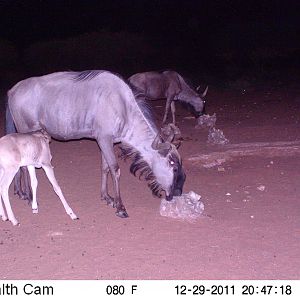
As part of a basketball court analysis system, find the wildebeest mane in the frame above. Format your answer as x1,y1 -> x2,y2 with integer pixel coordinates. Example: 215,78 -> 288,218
136,99 -> 158,133
128,83 -> 159,133
73,70 -> 106,81
119,143 -> 163,197
73,70 -> 125,82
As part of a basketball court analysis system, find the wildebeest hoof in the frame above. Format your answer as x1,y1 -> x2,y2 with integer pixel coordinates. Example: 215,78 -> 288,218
1,215 -> 8,222
19,192 -> 32,202
69,212 -> 79,220
115,210 -> 129,218
15,190 -> 26,200
11,219 -> 20,226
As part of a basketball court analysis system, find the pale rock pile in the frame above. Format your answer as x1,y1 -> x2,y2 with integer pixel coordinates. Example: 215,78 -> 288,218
160,191 -> 204,222
207,127 -> 229,145
196,113 -> 217,128
196,113 -> 229,145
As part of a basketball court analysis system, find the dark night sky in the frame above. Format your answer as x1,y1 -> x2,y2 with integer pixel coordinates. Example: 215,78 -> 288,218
0,0 -> 299,80
1,0 -> 299,48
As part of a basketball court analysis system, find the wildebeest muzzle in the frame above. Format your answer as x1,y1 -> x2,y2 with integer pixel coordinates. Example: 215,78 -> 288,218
166,166 -> 186,201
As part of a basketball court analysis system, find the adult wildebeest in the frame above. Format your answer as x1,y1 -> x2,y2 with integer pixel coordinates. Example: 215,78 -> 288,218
6,70 -> 186,218
128,70 -> 208,124
0,130 -> 78,225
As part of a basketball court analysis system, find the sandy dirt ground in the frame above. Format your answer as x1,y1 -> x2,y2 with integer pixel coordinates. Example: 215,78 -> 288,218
0,86 -> 299,280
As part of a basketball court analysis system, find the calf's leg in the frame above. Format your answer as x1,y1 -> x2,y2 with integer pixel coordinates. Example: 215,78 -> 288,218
1,169 -> 19,225
0,168 -> 8,221
0,198 -> 7,221
27,166 -> 39,213
42,164 -> 78,220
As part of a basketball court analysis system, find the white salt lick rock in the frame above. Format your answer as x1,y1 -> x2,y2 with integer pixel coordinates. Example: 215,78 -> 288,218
160,191 -> 204,222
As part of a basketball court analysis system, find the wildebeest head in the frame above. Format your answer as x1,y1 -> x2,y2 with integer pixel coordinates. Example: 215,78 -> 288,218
121,126 -> 186,201
150,134 -> 186,201
192,85 -> 208,117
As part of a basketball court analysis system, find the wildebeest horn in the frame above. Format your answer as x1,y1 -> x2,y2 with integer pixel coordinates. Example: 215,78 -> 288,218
151,134 -> 162,150
201,86 -> 208,97
151,134 -> 172,156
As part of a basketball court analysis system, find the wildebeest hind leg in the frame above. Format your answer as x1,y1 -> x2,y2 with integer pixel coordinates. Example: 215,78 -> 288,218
14,167 -> 33,201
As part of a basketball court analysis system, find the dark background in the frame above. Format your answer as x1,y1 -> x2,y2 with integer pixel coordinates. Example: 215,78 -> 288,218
0,0 -> 299,89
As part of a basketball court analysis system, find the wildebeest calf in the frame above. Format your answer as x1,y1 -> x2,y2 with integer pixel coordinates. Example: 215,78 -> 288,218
0,130 -> 78,225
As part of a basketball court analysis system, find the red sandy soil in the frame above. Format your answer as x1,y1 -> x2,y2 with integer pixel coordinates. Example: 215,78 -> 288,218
0,86 -> 299,280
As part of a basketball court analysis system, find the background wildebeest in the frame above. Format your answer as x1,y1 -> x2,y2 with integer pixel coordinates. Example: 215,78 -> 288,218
128,70 -> 208,124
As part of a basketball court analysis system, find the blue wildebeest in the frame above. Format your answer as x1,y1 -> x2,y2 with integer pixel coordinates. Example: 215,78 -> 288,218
128,70 -> 208,124
0,130 -> 78,225
6,70 -> 186,218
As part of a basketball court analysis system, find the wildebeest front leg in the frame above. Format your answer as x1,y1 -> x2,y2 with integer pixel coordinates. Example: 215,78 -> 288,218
101,154 -> 114,207
162,97 -> 172,124
170,101 -> 176,124
98,137 -> 128,218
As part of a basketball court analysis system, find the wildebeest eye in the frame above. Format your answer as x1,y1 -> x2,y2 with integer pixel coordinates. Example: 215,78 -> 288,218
169,160 -> 178,172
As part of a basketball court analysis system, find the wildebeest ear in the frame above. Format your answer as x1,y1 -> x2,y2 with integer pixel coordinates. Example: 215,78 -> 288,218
151,134 -> 163,150
173,140 -> 181,149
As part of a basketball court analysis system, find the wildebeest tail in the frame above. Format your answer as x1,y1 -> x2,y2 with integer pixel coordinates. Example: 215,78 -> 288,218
5,97 -> 16,134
